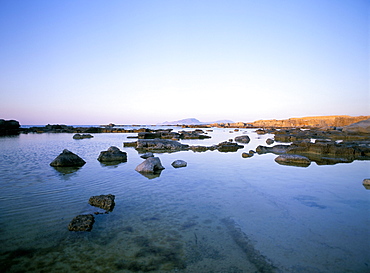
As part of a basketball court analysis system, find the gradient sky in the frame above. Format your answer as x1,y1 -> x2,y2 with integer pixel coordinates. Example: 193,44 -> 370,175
0,0 -> 369,125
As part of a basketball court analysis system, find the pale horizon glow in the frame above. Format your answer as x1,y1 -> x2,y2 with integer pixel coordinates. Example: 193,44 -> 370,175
0,0 -> 369,125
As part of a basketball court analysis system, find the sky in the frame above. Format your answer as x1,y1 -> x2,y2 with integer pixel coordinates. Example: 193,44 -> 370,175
0,0 -> 369,125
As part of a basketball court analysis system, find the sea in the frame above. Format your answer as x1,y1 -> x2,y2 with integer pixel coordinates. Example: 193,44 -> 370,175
0,127 -> 369,273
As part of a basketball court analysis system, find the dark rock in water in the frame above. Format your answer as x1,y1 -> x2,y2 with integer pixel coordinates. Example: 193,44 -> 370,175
275,154 -> 311,167
189,145 -> 217,152
0,119 -> 20,135
266,138 -> 274,145
242,151 -> 254,158
125,139 -> 189,153
140,152 -> 154,159
217,141 -> 244,152
68,214 -> 95,231
88,194 -> 115,211
256,145 -> 291,154
171,160 -> 187,168
234,135 -> 250,144
97,146 -> 127,162
135,157 -> 165,173
73,133 -> 94,139
50,149 -> 86,167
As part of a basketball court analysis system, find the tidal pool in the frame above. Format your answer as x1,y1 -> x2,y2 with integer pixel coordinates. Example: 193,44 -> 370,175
0,128 -> 369,272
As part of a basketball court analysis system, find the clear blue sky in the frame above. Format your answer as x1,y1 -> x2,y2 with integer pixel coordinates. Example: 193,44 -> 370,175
0,0 -> 368,125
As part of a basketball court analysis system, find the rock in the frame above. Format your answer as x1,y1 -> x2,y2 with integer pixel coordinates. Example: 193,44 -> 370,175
363,179 -> 370,186
140,152 -> 154,159
256,145 -> 291,154
266,138 -> 274,145
217,141 -> 244,152
97,146 -> 127,162
363,179 -> 370,190
0,119 -> 20,135
242,151 -> 254,158
68,214 -> 95,231
135,139 -> 189,152
275,154 -> 311,167
172,160 -> 187,168
234,135 -> 251,143
50,149 -> 86,167
88,194 -> 115,211
342,119 -> 370,134
73,133 -> 94,139
135,157 -> 165,173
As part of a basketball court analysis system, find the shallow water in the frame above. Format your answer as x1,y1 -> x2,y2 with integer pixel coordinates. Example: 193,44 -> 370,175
0,129 -> 369,272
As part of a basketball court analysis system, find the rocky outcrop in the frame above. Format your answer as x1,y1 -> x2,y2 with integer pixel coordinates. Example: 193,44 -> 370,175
97,146 -> 127,162
124,139 -> 189,153
234,135 -> 250,143
257,140 -> 370,165
50,149 -> 86,167
135,157 -> 165,173
68,214 -> 95,231
250,115 -> 370,128
342,119 -> 370,134
275,154 -> 311,167
0,119 -> 20,135
73,133 -> 94,139
171,160 -> 187,168
88,194 -> 115,211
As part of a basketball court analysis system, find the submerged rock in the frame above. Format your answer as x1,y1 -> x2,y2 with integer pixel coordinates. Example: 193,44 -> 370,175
50,149 -> 86,167
97,146 -> 127,162
68,214 -> 95,231
275,154 -> 311,167
88,194 -> 115,211
171,160 -> 187,168
140,152 -> 154,159
135,157 -> 165,173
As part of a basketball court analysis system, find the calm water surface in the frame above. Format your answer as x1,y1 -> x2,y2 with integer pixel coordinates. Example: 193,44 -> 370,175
0,129 -> 369,272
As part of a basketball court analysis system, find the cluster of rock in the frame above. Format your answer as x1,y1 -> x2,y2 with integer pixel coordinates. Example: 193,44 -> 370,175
0,119 -> 20,135
124,138 -> 244,153
133,129 -> 211,140
50,146 -> 127,168
68,194 -> 115,231
257,140 -> 370,165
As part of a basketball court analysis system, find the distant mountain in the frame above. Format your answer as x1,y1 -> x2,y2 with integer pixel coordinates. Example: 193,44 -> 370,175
159,118 -> 234,125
